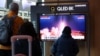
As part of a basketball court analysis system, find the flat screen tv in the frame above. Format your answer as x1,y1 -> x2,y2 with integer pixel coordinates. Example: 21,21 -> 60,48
39,14 -> 86,40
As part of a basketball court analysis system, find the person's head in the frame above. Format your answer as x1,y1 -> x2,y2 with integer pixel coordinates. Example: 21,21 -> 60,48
62,26 -> 71,35
9,2 -> 19,15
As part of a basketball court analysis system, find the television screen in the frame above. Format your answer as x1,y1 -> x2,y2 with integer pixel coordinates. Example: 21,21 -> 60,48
39,14 -> 85,40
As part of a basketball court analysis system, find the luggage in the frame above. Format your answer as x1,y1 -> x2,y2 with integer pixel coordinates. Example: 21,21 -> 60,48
11,35 -> 32,56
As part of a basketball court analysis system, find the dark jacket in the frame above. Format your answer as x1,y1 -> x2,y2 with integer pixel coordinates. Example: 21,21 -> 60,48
51,33 -> 79,56
0,11 -> 24,50
15,22 -> 42,56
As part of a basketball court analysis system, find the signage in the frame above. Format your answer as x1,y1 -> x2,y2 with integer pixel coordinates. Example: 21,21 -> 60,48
50,4 -> 87,13
57,6 -> 74,11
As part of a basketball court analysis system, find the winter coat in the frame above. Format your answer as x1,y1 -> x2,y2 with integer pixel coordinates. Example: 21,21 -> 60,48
51,34 -> 79,56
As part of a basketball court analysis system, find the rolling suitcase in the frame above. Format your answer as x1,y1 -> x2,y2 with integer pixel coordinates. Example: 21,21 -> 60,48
11,35 -> 32,56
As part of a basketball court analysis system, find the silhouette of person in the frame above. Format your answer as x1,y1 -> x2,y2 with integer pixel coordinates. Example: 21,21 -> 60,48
51,26 -> 79,56
0,2 -> 24,56
15,22 -> 42,56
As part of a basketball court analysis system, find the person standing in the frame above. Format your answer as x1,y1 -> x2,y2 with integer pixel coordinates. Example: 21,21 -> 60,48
51,26 -> 79,56
15,22 -> 42,56
0,2 -> 24,56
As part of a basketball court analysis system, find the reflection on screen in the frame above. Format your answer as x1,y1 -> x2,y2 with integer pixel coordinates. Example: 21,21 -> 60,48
39,14 -> 85,40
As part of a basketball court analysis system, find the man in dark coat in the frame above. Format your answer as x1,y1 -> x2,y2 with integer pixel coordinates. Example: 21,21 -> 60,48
51,26 -> 79,56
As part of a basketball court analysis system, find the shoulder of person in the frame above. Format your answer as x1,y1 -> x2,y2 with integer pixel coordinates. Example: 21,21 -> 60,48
16,16 -> 23,20
14,16 -> 24,25
15,16 -> 24,21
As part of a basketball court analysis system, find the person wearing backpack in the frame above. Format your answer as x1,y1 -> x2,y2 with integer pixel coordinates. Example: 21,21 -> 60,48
0,2 -> 24,56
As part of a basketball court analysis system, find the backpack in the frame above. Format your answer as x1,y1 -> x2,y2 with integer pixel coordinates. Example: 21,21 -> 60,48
0,15 -> 16,46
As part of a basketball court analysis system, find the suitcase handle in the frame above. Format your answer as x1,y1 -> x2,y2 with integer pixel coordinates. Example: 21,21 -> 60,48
11,35 -> 32,42
11,35 -> 32,56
